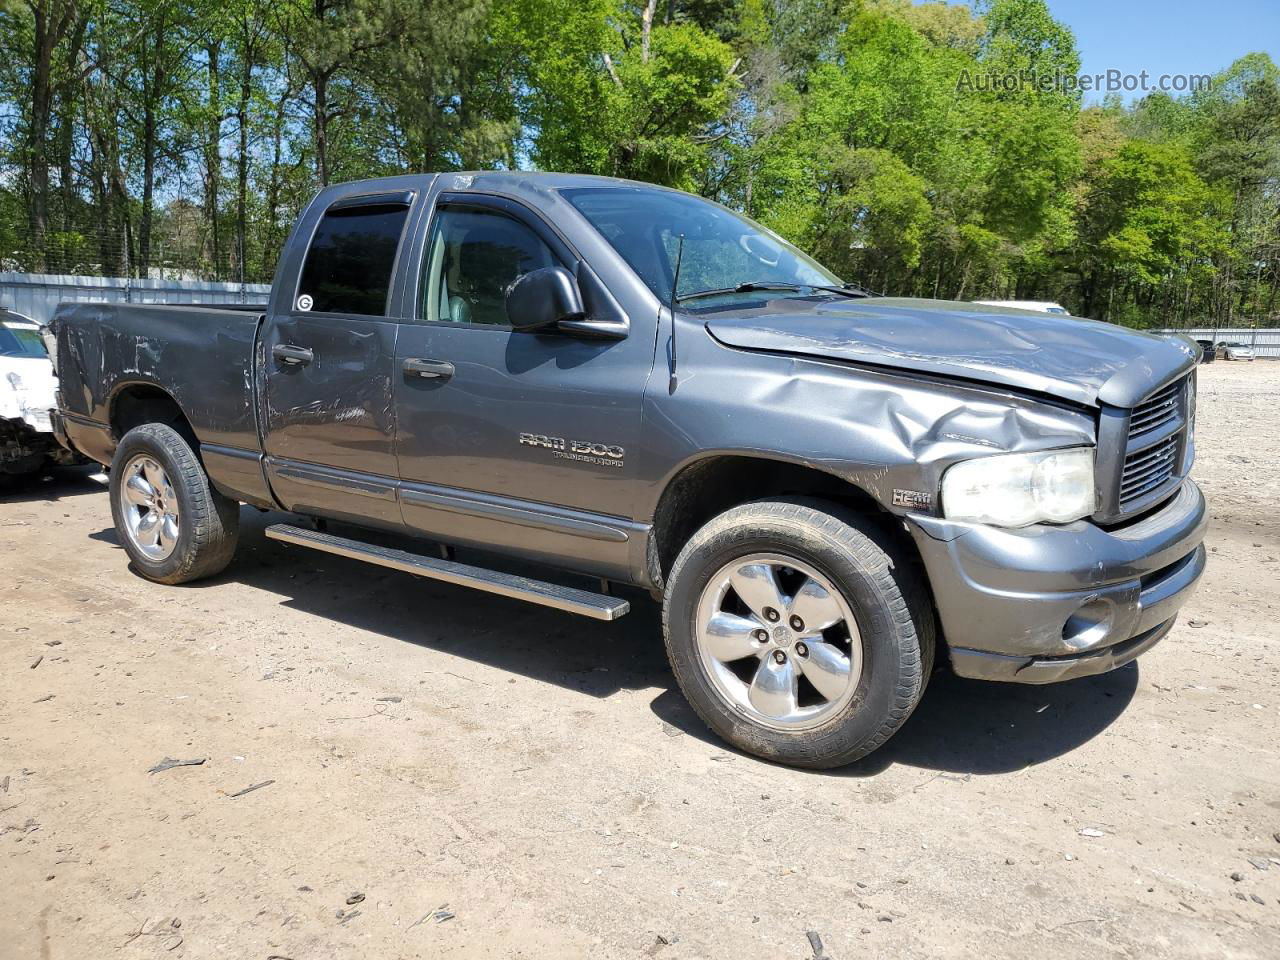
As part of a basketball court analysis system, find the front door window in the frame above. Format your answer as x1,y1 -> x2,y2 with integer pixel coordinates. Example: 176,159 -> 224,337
421,207 -> 559,327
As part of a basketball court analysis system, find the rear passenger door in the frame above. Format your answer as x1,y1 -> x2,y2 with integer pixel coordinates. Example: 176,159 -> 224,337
262,191 -> 413,530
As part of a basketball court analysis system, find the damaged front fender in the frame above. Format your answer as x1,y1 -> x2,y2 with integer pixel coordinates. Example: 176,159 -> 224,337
640,322 -> 1097,522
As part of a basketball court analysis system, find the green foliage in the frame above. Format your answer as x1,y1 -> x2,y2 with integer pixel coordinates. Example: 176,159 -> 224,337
1079,142 -> 1218,285
0,0 -> 1275,326
801,148 -> 931,287
498,0 -> 737,188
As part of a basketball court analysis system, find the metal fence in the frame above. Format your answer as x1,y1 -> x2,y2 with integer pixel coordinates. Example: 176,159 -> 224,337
0,272 -> 271,325
1157,327 -> 1280,358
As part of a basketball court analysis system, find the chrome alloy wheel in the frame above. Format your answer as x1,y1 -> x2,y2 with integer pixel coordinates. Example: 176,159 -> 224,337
118,454 -> 180,561
695,553 -> 863,730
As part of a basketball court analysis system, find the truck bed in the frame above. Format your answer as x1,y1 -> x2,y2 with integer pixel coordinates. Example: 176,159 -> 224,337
51,301 -> 265,481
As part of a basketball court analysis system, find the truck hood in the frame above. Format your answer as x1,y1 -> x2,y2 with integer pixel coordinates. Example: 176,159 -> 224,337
0,355 -> 58,433
703,297 -> 1197,407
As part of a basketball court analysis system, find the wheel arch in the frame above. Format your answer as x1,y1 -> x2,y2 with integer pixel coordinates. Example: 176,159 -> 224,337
648,452 -> 923,589
108,381 -> 199,451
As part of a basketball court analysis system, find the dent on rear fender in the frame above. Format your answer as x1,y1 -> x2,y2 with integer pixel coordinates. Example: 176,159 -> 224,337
61,304 -> 262,447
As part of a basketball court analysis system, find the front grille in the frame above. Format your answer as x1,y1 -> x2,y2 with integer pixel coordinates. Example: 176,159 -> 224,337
1120,433 -> 1180,506
1096,372 -> 1193,522
1128,380 -> 1181,437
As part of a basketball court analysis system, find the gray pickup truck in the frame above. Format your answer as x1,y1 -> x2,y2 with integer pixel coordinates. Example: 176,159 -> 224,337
49,172 -> 1207,768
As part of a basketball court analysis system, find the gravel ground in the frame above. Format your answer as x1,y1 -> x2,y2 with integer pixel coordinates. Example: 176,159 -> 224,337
2,361 -> 1278,959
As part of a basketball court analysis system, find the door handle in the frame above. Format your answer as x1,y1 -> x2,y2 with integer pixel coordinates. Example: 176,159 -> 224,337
272,343 -> 314,366
403,358 -> 454,380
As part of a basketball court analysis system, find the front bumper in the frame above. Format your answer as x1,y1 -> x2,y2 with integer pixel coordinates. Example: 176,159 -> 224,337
907,479 -> 1207,684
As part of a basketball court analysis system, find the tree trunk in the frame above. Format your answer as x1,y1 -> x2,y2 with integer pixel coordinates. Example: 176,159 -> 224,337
314,70 -> 330,185
138,20 -> 166,277
640,0 -> 658,63
204,39 -> 223,278
954,259 -> 971,301
139,98 -> 156,276
263,96 -> 288,279
27,2 -> 63,271
235,59 -> 251,284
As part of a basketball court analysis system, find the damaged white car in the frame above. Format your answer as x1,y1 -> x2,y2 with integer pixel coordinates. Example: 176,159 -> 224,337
1,308 -> 81,477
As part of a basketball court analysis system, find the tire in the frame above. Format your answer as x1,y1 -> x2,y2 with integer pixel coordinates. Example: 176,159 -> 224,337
662,498 -> 934,769
109,422 -> 240,584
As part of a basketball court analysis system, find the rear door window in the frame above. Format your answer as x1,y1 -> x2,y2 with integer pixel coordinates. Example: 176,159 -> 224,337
297,202 -> 410,316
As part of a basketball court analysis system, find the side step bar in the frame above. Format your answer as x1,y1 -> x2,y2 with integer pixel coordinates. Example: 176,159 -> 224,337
265,523 -> 630,621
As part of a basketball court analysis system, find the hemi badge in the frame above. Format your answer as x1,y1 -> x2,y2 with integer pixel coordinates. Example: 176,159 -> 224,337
892,489 -> 933,510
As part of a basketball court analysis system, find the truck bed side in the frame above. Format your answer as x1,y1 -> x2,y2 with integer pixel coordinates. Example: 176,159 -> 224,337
52,301 -> 272,506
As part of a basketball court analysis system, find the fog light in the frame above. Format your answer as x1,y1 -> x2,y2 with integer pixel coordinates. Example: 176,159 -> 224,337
1061,600 -> 1116,653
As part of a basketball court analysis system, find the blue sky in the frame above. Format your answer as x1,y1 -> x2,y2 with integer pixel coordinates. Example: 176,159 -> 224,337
931,1 -> 1278,102
1051,0 -> 1279,102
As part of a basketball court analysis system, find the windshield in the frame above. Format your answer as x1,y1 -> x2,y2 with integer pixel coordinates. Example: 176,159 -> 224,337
0,325 -> 47,358
562,187 -> 841,305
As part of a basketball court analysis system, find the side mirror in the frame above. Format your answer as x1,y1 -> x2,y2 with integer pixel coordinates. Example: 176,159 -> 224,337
506,266 -> 585,332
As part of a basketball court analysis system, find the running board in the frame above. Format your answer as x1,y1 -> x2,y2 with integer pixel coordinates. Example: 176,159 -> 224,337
264,523 -> 630,621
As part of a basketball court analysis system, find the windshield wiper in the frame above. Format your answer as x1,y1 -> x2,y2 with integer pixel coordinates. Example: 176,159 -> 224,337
675,281 -> 869,303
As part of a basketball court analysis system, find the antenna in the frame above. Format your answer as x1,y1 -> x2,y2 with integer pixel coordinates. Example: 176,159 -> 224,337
668,234 -> 685,394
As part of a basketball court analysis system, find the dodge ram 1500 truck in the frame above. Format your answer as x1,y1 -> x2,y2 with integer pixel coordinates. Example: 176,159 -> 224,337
50,172 -> 1207,768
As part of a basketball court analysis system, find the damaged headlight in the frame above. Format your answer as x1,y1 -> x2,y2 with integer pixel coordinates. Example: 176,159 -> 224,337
941,447 -> 1096,527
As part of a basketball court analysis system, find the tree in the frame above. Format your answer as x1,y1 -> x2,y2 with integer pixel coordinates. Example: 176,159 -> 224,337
497,0 -> 738,188
1076,141 -> 1222,322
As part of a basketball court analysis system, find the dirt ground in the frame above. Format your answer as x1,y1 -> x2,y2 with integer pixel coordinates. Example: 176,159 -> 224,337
2,361 -> 1278,960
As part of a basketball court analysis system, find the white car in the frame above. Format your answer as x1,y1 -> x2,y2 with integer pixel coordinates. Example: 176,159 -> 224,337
1,308 -> 80,477
1216,341 -> 1256,361
974,299 -> 1071,315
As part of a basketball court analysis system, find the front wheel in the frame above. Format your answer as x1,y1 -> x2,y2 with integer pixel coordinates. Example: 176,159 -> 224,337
109,422 -> 240,584
662,498 -> 934,769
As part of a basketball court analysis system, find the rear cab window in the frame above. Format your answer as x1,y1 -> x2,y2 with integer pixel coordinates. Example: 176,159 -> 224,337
297,201 -> 411,316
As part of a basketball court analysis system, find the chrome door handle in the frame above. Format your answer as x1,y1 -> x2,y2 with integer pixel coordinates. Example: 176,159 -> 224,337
403,358 -> 454,380
272,343 -> 314,365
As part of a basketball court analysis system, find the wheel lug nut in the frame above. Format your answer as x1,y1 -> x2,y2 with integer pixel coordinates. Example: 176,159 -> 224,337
763,607 -> 780,622
795,642 -> 808,657
789,615 -> 804,631
773,650 -> 786,665
753,629 -> 768,643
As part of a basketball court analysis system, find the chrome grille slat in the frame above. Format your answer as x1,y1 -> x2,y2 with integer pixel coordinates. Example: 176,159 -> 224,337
1119,432 -> 1180,507
1122,471 -> 1176,501
1122,457 -> 1178,493
1129,406 -> 1177,434
1114,376 -> 1190,512
1122,463 -> 1177,494
1122,469 -> 1176,498
1128,382 -> 1181,436
1124,442 -> 1178,473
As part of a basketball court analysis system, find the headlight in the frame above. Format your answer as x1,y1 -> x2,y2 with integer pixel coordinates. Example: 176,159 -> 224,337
942,447 -> 1096,527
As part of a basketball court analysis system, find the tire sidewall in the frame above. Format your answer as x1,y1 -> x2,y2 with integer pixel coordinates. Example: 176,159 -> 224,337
110,425 -> 201,581
665,505 -> 922,765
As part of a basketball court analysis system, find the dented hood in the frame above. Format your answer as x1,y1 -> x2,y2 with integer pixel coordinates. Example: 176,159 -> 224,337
704,297 -> 1197,408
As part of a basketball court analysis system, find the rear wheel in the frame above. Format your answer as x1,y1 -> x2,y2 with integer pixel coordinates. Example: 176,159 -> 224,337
109,423 -> 239,584
663,498 -> 934,769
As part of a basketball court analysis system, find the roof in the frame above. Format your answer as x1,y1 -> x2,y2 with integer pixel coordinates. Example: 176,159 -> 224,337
314,170 -> 696,205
